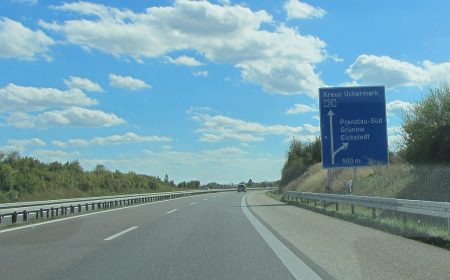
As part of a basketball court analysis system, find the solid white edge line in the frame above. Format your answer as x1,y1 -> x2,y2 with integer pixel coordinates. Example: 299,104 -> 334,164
104,226 -> 138,241
166,209 -> 178,214
0,193 -> 215,234
241,194 -> 321,280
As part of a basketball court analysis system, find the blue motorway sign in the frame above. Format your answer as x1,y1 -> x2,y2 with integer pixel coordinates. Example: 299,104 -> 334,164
319,86 -> 388,168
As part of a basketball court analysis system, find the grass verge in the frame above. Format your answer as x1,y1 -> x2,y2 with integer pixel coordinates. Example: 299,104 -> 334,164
266,191 -> 450,250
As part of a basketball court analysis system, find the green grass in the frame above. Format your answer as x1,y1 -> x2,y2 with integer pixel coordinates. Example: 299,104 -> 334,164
266,191 -> 450,250
283,163 -> 450,203
265,191 -> 282,201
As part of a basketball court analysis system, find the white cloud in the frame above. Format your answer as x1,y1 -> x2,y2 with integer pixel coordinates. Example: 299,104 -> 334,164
1,138 -> 45,152
7,107 -> 125,128
346,54 -> 450,88
422,60 -> 450,83
386,100 -> 411,115
166,55 -> 203,66
193,70 -> 208,77
32,149 -> 81,162
0,83 -> 97,112
109,74 -> 151,91
387,126 -> 403,150
41,0 -> 327,96
53,132 -> 171,147
80,147 -> 283,183
64,76 -> 103,92
189,108 -> 319,142
284,0 -> 326,20
0,17 -> 54,60
286,104 -> 317,114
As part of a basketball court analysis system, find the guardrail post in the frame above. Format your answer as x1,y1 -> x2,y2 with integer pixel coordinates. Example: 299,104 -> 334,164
40,208 -> 44,219
0,214 -> 2,225
371,208 -> 376,219
23,210 -> 28,221
314,200 -> 317,206
12,211 -> 17,223
70,205 -> 75,214
35,210 -> 39,220
92,203 -> 95,210
447,217 -> 450,236
336,203 -> 339,211
62,206 -> 66,215
46,209 -> 49,218
351,204 -> 355,215
51,207 -> 55,217
78,204 -> 82,212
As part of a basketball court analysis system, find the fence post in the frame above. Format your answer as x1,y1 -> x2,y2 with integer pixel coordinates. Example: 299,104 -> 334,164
327,169 -> 333,193
447,217 -> 450,236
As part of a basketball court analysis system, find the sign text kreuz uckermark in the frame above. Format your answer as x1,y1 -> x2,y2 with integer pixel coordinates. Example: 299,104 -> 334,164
319,86 -> 388,168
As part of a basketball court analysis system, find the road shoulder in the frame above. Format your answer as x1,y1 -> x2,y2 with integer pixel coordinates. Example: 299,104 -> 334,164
246,191 -> 450,280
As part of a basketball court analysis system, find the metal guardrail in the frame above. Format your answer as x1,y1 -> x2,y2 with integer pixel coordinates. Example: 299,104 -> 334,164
0,189 -> 234,227
283,191 -> 450,235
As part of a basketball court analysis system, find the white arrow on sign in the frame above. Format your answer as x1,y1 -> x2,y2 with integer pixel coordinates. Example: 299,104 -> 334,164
328,110 -> 349,165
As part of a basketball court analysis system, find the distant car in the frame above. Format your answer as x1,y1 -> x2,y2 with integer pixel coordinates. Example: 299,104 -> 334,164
237,184 -> 246,192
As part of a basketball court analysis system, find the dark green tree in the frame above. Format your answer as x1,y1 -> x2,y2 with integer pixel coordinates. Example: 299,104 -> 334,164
402,84 -> 450,164
280,137 -> 322,187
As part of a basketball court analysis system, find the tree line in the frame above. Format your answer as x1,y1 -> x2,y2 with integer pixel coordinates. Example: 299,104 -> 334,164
280,137 -> 321,187
0,151 -> 200,202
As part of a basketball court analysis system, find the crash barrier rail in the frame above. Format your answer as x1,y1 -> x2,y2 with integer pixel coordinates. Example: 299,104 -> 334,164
283,191 -> 450,236
0,189 -> 234,227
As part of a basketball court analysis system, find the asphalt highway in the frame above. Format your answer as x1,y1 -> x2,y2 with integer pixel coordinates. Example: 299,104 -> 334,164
1,190 -> 449,280
0,191 -> 299,280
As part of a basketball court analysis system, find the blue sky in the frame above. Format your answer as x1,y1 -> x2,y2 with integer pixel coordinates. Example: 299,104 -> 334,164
1,0 -> 449,183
